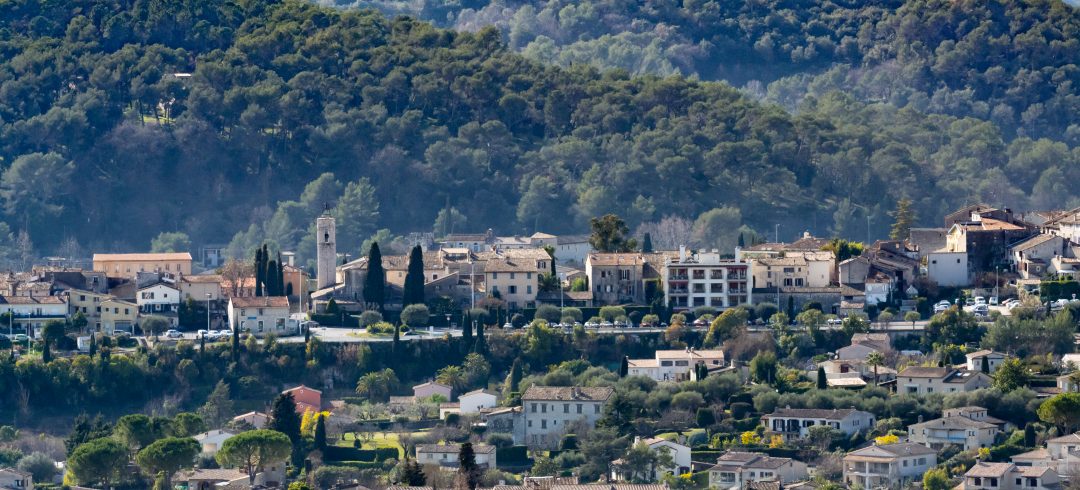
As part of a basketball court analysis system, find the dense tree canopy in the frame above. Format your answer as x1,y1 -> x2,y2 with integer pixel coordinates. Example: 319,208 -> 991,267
2,0 -> 1078,263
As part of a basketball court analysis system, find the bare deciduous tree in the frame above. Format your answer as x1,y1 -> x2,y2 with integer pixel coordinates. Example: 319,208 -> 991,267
635,215 -> 693,250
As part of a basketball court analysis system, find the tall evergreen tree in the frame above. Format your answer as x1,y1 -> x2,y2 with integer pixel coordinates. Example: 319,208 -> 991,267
463,312 -> 473,344
642,232 -> 653,253
403,245 -> 425,306
254,246 -> 265,297
619,356 -> 629,377
506,357 -> 523,394
313,413 -> 327,450
88,333 -> 96,357
276,252 -> 285,296
42,338 -> 51,363
363,242 -> 385,311
889,197 -> 916,241
817,367 -> 827,389
266,258 -> 279,296
738,233 -> 745,248
392,323 -> 400,352
231,326 -> 240,361
269,393 -> 303,466
200,334 -> 206,354
401,458 -> 426,486
473,327 -> 487,354
981,355 -> 990,374
458,442 -> 480,490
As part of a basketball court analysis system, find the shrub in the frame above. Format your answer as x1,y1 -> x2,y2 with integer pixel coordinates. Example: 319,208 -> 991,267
401,304 -> 430,328
730,402 -> 752,419
536,305 -> 561,323
599,306 -> 626,321
357,311 -> 383,328
511,313 -> 526,328
560,434 -> 578,451
485,433 -> 514,448
561,307 -> 583,322
496,445 -> 528,463
367,322 -> 396,335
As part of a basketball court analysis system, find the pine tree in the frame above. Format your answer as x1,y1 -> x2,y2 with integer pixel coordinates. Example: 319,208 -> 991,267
817,367 -> 827,389
889,197 -> 916,241
313,413 -> 327,450
403,245 -> 425,306
642,232 -> 653,253
363,242 -> 385,311
619,356 -> 629,377
401,458 -> 426,485
458,442 -> 480,490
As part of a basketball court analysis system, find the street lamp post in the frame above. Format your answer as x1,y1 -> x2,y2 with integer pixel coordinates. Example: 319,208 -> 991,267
206,293 -> 212,330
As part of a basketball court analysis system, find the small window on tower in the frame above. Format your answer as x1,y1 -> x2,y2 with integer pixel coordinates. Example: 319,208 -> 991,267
324,232 -> 329,243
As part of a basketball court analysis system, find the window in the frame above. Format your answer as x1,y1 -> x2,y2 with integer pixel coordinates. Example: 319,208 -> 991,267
492,272 -> 498,279
531,403 -> 537,412
527,272 -> 532,279
577,404 -> 582,414
989,478 -> 998,487
510,273 -> 516,279
594,405 -> 600,414
541,404 -> 546,413
564,404 -> 569,413
541,420 -> 547,429
527,285 -> 532,294
509,285 -> 517,294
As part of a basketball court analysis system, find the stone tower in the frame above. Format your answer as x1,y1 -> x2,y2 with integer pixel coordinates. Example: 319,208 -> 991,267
316,209 -> 336,290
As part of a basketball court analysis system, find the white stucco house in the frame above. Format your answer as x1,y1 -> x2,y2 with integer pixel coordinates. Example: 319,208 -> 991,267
416,444 -> 496,469
613,437 -> 691,482
193,429 -> 235,457
762,407 -> 875,441
459,389 -> 498,414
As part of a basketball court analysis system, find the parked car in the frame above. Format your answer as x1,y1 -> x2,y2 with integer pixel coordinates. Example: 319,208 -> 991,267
165,329 -> 182,339
584,321 -> 599,328
827,317 -> 843,325
989,296 -> 999,305
974,296 -> 986,305
197,329 -> 209,338
12,334 -> 28,342
502,322 -> 513,329
600,321 -> 614,328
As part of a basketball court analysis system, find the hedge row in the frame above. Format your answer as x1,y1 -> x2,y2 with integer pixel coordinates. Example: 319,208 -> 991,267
496,445 -> 528,463
323,446 -> 399,462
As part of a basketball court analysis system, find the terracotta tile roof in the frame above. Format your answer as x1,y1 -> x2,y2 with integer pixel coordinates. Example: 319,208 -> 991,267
898,366 -> 951,378
909,415 -> 998,430
484,257 -> 539,273
966,350 -> 1005,359
1047,432 -> 1080,444
173,467 -> 246,482
0,295 -> 66,304
182,274 -> 223,283
94,252 -> 192,261
627,359 -> 659,368
521,386 -> 613,402
230,296 -> 289,308
712,451 -> 796,470
461,389 -> 499,398
413,381 -> 452,391
1010,234 -> 1059,251
283,384 -> 322,394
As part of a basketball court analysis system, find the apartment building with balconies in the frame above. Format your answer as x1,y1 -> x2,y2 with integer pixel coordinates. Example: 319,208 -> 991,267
663,248 -> 751,311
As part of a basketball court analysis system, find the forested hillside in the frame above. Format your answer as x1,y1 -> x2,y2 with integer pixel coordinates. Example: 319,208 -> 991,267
337,0 -> 1080,143
0,0 -> 1077,264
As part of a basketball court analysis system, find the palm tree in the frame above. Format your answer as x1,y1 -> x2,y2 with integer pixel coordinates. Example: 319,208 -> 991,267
866,351 -> 885,386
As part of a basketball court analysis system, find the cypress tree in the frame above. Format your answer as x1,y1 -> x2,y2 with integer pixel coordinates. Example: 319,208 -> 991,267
458,442 -> 480,490
619,356 -> 629,377
254,246 -> 265,297
200,334 -> 206,354
738,233 -> 745,248
817,367 -> 827,389
89,333 -> 96,357
402,458 -> 426,485
642,232 -> 653,253
1024,423 -> 1036,447
231,326 -> 240,361
42,339 -> 51,363
393,323 -> 400,352
403,245 -> 425,306
473,327 -> 487,354
314,413 -> 327,450
277,252 -> 285,296
981,355 -> 990,374
507,357 -> 523,394
463,312 -> 473,344
363,242 -> 385,311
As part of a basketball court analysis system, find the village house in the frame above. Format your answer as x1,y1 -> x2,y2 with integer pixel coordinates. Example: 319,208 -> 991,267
416,444 -> 496,469
0,295 -> 68,333
749,251 -> 834,290
483,255 -> 541,310
173,464 -> 285,489
413,381 -> 453,401
136,281 -> 180,325
586,253 -> 646,305
1056,373 -> 1080,393
816,359 -> 897,386
99,298 -> 138,334
177,274 -> 224,302
282,385 -> 322,414
896,367 -> 992,395
1011,432 -> 1080,476
966,350 -> 1008,373
843,443 -> 937,489
707,451 -> 809,490
193,429 -> 235,457
227,296 -> 291,337
612,437 -> 691,482
761,407 -> 875,441
626,348 -> 726,382
0,468 -> 31,489
907,406 -> 1001,451
482,406 -> 524,445
960,462 -> 1061,490
459,389 -> 498,414
521,386 -> 613,449
1010,234 -> 1071,279
93,252 -> 192,279
232,411 -> 269,429
836,333 -> 892,360
663,248 -> 751,311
